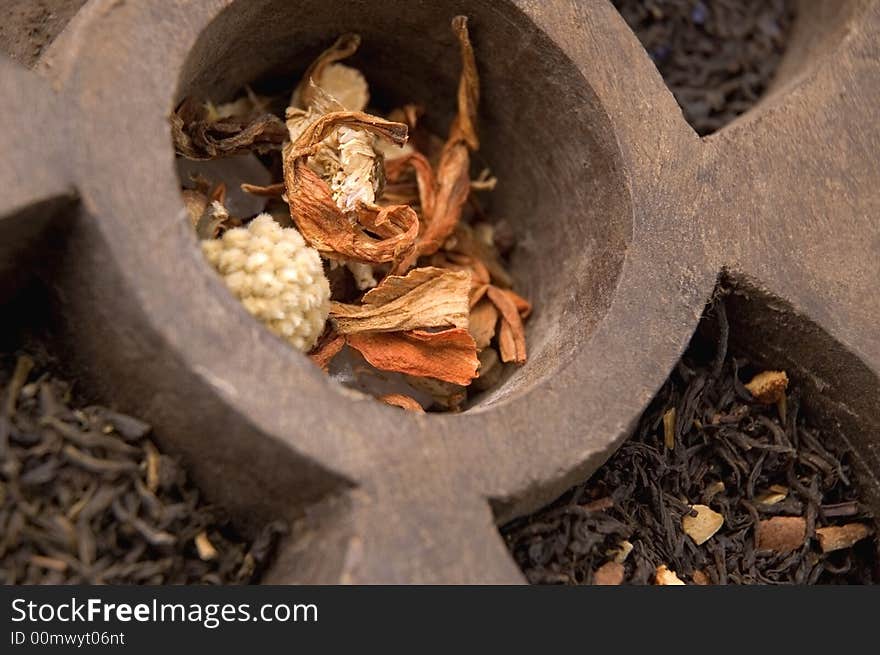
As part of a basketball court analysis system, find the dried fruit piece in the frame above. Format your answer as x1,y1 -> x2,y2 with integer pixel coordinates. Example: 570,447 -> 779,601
745,370 -> 789,404
593,561 -> 625,586
757,516 -> 806,554
346,328 -> 478,386
682,505 -> 724,545
755,484 -> 789,505
195,531 -> 218,561
655,565 -> 685,585
815,523 -> 873,553
692,570 -> 711,585
330,267 -> 470,334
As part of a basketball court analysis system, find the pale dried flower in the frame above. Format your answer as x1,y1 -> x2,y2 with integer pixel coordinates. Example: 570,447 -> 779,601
201,214 -> 331,352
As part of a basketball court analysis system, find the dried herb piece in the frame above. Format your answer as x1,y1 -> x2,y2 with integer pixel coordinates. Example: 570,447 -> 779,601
468,299 -> 499,350
593,561 -> 625,586
346,329 -> 478,386
330,267 -> 470,334
172,98 -> 288,161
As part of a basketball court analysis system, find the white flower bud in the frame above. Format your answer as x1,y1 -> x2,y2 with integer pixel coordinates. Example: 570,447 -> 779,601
202,214 -> 331,352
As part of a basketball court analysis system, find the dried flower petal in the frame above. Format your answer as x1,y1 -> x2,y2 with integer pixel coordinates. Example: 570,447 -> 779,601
346,328 -> 478,385
379,394 -> 425,413
469,299 -> 499,350
330,267 -> 470,334
487,286 -> 526,364
391,17 -> 480,271
293,34 -> 363,110
308,332 -> 346,372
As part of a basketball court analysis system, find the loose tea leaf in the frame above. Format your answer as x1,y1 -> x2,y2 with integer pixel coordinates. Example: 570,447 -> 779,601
503,291 -> 877,584
0,355 -> 285,584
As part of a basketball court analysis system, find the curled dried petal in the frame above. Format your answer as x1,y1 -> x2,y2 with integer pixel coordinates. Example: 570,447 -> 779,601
379,394 -> 425,413
283,112 -> 419,265
469,299 -> 498,350
487,286 -> 527,364
330,267 -> 470,334
293,34 -> 362,109
346,329 -> 479,385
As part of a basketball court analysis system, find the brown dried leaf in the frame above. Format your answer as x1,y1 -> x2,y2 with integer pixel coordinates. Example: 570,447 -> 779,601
757,516 -> 806,554
171,98 -> 288,161
469,299 -> 498,350
815,523 -> 873,553
330,267 -> 470,334
487,286 -> 526,364
283,112 -> 419,266
379,394 -> 425,413
346,328 -> 478,386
